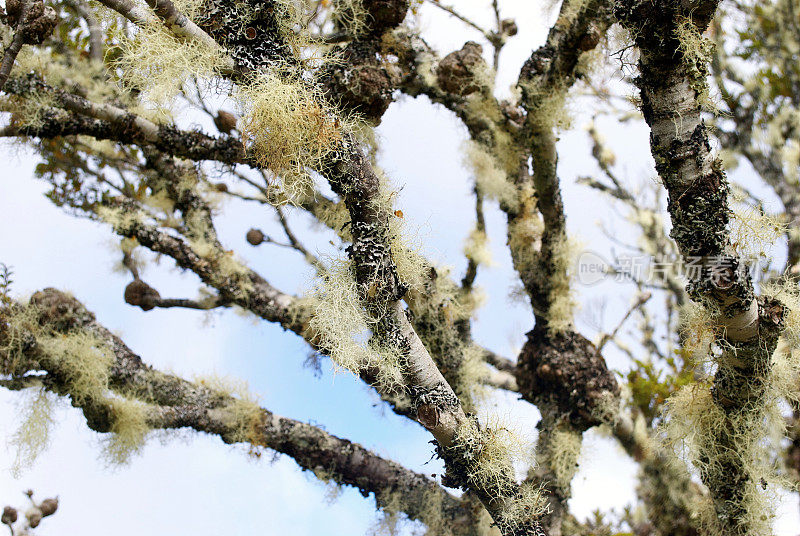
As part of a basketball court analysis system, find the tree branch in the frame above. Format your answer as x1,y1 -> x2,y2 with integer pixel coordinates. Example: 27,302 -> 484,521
0,289 -> 479,533
616,0 -> 789,531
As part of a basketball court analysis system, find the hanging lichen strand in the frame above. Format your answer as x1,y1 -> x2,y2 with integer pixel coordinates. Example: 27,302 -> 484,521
0,290 -> 153,469
614,0 -> 790,533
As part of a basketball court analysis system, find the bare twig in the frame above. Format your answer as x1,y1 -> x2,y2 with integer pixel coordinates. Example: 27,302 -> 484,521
597,291 -> 652,351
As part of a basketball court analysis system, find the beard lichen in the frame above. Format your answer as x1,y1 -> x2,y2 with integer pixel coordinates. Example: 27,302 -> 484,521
517,79 -> 571,132
96,204 -> 147,231
464,228 -> 494,268
402,262 -> 488,409
101,396 -> 151,465
186,223 -> 255,297
507,212 -> 544,258
728,195 -> 787,263
542,235 -> 579,334
660,337 -> 800,536
332,0 -> 369,37
0,45 -> 117,129
237,72 -> 347,204
463,141 -> 518,210
114,0 -> 230,107
540,424 -> 583,494
9,387 -> 59,477
39,330 -> 114,403
674,15 -> 716,112
0,89 -> 57,131
307,259 -> 405,391
1,299 -> 155,470
439,414 -> 549,534
196,375 -> 266,447
679,300 -> 718,361
380,183 -> 430,293
762,280 -> 800,347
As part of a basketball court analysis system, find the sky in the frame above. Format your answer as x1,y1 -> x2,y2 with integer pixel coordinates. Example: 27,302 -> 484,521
0,0 -> 799,535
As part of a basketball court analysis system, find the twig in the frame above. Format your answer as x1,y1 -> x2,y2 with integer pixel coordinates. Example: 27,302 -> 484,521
0,1 -> 30,92
155,296 -> 229,310
424,0 -> 492,39
597,291 -> 652,351
275,205 -> 324,273
67,0 -> 104,61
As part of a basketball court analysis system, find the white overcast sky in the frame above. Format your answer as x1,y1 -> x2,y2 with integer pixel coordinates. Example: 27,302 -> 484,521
1,0 -> 798,534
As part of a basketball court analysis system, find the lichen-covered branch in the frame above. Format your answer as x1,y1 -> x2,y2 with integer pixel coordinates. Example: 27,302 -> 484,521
0,289 -> 480,534
322,134 -> 549,536
615,0 -> 791,531
0,0 -> 57,90
515,0 -> 613,327
1,74 -> 249,165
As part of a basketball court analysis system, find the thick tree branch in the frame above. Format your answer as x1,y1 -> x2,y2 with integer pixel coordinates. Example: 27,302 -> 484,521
0,289 -> 479,534
514,0 -> 613,323
615,0 -> 788,531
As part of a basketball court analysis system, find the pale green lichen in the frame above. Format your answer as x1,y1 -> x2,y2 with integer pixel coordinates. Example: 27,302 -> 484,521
544,236 -> 579,334
517,79 -> 571,131
542,425 -> 583,492
661,336 -> 800,536
38,330 -> 114,404
114,0 -> 230,108
1,301 -> 157,469
332,0 -> 369,37
678,300 -> 718,361
674,15 -> 717,111
464,140 -> 517,210
466,99 -> 523,180
762,279 -> 800,348
197,375 -> 265,446
101,396 -> 151,465
380,184 -> 430,293
306,259 -> 405,390
9,387 -> 59,477
237,72 -> 347,204
728,194 -> 786,261
464,229 -> 494,268
449,415 -> 530,493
